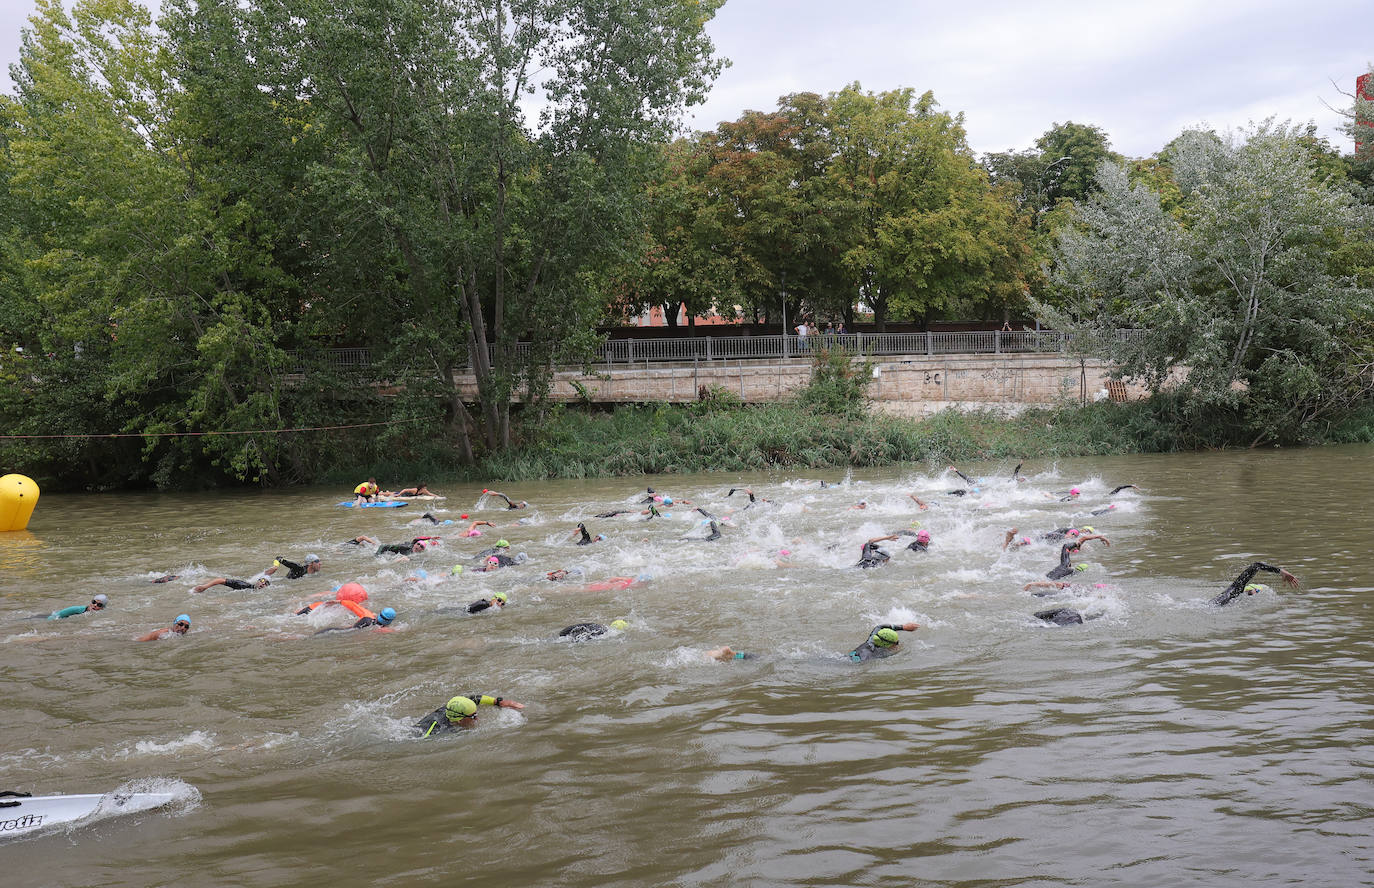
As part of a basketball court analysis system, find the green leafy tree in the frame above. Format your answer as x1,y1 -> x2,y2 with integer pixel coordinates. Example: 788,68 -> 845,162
1035,120 -> 1119,205
826,84 -> 1032,329
1044,124 -> 1374,445
211,0 -> 724,458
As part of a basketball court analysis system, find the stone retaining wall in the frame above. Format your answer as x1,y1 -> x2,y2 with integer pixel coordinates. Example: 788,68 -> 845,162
454,353 -> 1155,411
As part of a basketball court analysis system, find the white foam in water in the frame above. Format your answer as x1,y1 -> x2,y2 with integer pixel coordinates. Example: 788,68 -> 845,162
128,731 -> 216,757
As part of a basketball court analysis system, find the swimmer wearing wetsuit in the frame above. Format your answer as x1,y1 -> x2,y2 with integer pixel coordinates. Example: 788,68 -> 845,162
463,592 -> 507,614
138,614 -> 191,641
558,619 -> 628,642
708,646 -> 759,661
484,489 -> 528,509
414,694 -> 525,737
856,535 -> 897,569
376,537 -> 437,556
848,622 -> 919,662
44,594 -> 109,619
905,530 -> 930,552
314,606 -> 395,634
573,523 -> 604,545
193,576 -> 269,592
1210,562 -> 1299,606
595,509 -> 634,518
1110,484 -> 1140,495
265,554 -> 322,579
1045,535 -> 1109,580
1034,608 -> 1084,626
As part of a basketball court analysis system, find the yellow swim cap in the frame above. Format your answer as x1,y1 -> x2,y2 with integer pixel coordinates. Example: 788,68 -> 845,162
871,628 -> 900,647
492,591 -> 508,603
610,619 -> 629,631
445,696 -> 478,720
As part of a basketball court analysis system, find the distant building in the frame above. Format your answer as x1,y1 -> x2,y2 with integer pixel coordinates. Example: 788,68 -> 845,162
633,303 -> 742,327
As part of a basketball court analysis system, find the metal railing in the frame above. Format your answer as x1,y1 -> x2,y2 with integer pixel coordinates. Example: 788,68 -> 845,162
298,330 -> 1144,372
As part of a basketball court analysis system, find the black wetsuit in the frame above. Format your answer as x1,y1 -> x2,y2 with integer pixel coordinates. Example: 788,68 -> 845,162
856,541 -> 890,569
474,545 -> 511,560
1035,608 -> 1083,626
559,622 -> 609,642
275,559 -> 310,579
466,598 -> 501,614
952,469 -> 976,486
376,543 -> 415,556
416,513 -> 441,524
906,540 -> 928,553
315,616 -> 382,634
1090,506 -> 1115,516
1110,485 -> 1138,495
413,695 -> 502,737
595,510 -> 632,518
946,489 -> 969,496
220,578 -> 262,590
576,525 -> 595,545
639,488 -> 656,504
1040,527 -> 1075,542
694,507 -> 718,520
1046,543 -> 1079,580
847,624 -> 908,662
1211,562 -> 1285,607
704,521 -> 722,541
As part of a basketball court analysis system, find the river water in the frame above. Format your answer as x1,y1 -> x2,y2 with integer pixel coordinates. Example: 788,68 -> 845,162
2,446 -> 1372,887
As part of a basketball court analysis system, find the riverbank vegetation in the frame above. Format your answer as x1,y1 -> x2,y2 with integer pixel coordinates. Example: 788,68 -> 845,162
1,3 -> 1371,490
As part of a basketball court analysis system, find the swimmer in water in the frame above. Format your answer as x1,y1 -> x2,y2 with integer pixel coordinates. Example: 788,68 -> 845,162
393,483 -> 435,497
1053,487 -> 1082,502
480,551 -> 525,570
484,489 -> 528,509
314,606 -> 395,634
414,694 -> 525,737
856,535 -> 898,568
908,494 -> 930,510
42,594 -> 109,619
557,619 -> 628,642
1023,569 -> 1089,594
193,576 -> 270,593
1012,462 -> 1027,482
459,592 -> 507,614
1209,562 -> 1299,606
573,523 -> 605,545
905,529 -> 931,552
151,574 -> 179,584
594,509 -> 634,518
546,568 -> 585,581
848,622 -> 920,662
1045,537 -> 1108,580
410,512 -> 454,526
727,488 -> 769,508
707,646 -> 760,661
683,521 -> 722,541
1110,484 -> 1140,495
1034,607 -> 1085,626
1002,528 -> 1032,550
948,465 -> 976,486
264,553 -> 323,579
137,614 -> 191,641
461,520 -> 495,537
374,537 -> 439,557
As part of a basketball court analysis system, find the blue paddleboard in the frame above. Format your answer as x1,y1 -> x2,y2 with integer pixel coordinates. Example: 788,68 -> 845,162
337,501 -> 409,509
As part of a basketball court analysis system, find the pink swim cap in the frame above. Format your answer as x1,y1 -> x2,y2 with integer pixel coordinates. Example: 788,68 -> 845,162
487,555 -> 499,563
1070,487 -> 1081,495
464,529 -> 482,537
778,549 -> 791,556
916,530 -> 930,543
335,582 -> 368,603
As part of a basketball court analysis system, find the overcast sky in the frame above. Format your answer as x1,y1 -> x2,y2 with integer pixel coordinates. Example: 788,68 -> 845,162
2,0 -> 1368,158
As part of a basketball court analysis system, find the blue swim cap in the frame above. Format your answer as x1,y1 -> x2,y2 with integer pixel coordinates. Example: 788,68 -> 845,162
378,607 -> 396,625
662,496 -> 673,505
412,568 -> 428,580
175,614 -> 191,625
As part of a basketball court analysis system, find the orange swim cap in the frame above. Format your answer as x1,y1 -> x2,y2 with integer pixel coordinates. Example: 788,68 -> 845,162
335,582 -> 368,603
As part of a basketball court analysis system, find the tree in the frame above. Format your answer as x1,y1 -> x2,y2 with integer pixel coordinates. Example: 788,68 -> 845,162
1034,120 -> 1119,205
1043,124 -> 1374,445
193,0 -> 724,458
825,84 -> 1032,329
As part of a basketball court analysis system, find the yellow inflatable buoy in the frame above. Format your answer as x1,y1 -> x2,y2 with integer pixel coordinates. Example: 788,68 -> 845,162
0,474 -> 40,532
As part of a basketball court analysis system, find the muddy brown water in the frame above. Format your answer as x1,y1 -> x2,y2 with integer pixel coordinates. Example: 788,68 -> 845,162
2,446 -> 1372,886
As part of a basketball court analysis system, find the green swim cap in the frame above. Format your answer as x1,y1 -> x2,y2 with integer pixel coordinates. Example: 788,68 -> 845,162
445,696 -> 478,720
495,539 -> 510,548
492,591 -> 508,603
451,565 -> 463,575
610,619 -> 628,631
1081,526 -> 1094,534
1074,563 -> 1090,572
1243,583 -> 1270,594
871,628 -> 900,647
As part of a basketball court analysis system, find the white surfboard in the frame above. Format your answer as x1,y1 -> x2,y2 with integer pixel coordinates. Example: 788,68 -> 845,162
0,791 -> 177,840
